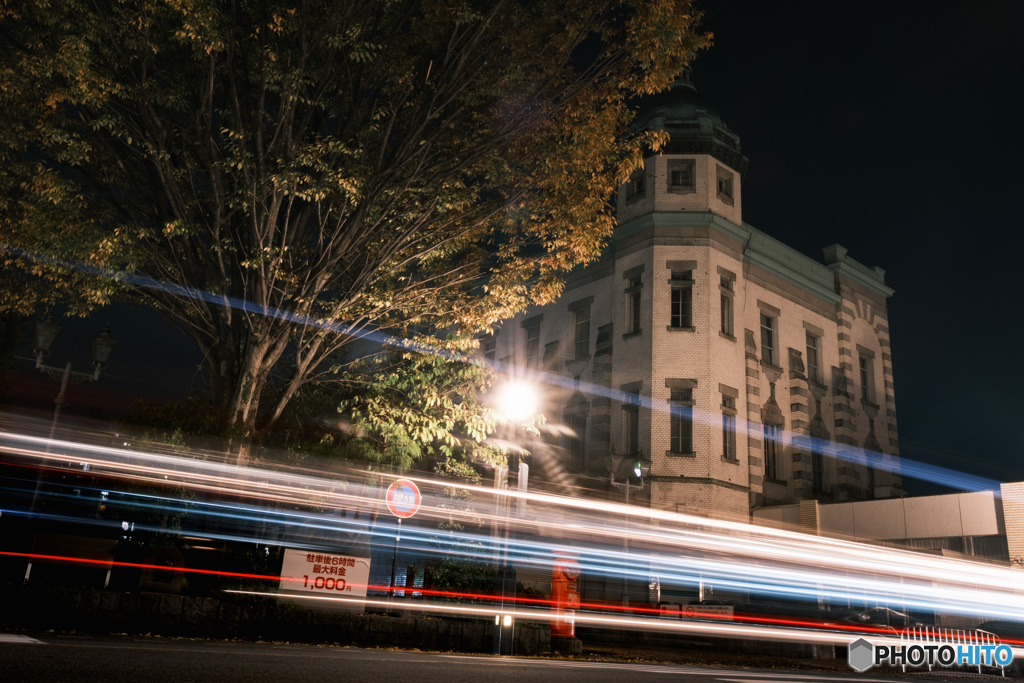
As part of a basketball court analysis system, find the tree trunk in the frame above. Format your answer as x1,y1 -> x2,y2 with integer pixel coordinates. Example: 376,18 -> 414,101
222,331 -> 272,466
223,324 -> 294,466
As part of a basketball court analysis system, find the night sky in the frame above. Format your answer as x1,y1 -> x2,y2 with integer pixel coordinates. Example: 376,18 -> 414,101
8,1 -> 1024,493
691,0 -> 1024,489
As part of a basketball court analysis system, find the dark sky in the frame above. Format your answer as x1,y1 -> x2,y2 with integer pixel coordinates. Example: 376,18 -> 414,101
9,1 -> 1024,493
691,0 -> 1024,489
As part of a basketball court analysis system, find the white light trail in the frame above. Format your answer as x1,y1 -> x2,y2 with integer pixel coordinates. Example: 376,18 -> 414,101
4,427 -> 1023,642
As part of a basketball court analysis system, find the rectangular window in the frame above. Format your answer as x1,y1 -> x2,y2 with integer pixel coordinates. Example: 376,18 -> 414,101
668,159 -> 696,193
716,165 -> 735,205
669,387 -> 693,455
859,355 -> 874,402
573,307 -> 590,360
671,289 -> 692,328
671,168 -> 691,187
722,412 -> 736,461
626,169 -> 646,202
567,414 -> 586,472
525,324 -> 541,369
812,446 -> 824,493
670,270 -> 693,329
760,312 -> 776,366
624,273 -> 642,334
670,405 -> 693,454
623,405 -> 639,455
806,332 -> 820,383
720,292 -> 733,336
764,424 -> 779,480
482,336 -> 496,362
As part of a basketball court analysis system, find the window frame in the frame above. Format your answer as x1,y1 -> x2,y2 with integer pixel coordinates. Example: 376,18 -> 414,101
720,278 -> 734,337
811,445 -> 825,493
571,306 -> 591,360
667,158 -> 696,194
626,167 -> 646,203
482,335 -> 496,362
623,267 -> 644,336
722,412 -> 737,462
859,354 -> 874,403
716,164 -> 735,205
668,386 -> 694,456
628,289 -> 641,333
763,423 -> 780,481
760,312 -> 777,366
566,413 -> 587,473
623,404 -> 640,456
805,331 -> 821,383
669,270 -> 694,330
524,323 -> 541,370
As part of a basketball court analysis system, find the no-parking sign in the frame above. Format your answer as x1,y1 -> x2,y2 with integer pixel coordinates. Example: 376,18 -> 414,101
385,479 -> 421,518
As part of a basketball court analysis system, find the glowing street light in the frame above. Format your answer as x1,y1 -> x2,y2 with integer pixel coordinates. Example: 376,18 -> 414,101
493,380 -> 539,423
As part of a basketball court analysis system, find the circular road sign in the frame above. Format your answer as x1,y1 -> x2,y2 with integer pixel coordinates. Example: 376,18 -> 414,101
386,479 -> 422,519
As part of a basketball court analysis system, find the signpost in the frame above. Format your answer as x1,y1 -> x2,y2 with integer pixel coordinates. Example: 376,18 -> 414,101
385,479 -> 421,610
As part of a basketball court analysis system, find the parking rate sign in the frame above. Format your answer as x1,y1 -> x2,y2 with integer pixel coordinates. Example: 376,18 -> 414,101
386,479 -> 421,518
279,548 -> 371,603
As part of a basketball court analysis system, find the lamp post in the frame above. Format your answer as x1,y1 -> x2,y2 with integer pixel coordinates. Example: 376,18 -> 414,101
489,378 -> 538,655
29,315 -> 117,504
609,453 -> 650,607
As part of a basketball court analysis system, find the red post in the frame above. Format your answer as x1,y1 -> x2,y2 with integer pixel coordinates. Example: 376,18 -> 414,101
550,551 -> 580,638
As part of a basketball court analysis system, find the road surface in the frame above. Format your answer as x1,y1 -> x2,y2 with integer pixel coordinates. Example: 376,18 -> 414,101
0,633 -> 975,682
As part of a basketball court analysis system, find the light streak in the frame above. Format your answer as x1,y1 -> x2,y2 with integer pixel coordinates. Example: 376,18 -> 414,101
4,426 -> 1024,650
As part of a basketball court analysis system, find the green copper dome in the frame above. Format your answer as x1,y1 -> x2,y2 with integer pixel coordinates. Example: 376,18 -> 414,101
634,68 -> 748,174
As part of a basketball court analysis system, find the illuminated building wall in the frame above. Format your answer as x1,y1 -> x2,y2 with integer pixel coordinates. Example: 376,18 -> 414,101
490,72 -> 903,520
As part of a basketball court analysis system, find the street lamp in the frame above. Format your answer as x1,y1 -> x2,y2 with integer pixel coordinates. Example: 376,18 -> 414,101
493,379 -> 538,424
488,378 -> 539,655
33,315 -> 118,444
608,451 -> 651,606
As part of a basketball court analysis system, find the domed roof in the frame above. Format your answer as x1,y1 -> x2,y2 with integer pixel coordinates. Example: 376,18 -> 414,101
634,68 -> 748,174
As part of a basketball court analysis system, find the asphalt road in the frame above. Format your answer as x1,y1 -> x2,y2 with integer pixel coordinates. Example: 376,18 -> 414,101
3,633 -> 985,683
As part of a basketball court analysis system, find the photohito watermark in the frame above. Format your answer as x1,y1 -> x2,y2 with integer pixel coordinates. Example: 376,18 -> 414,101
847,637 -> 1013,672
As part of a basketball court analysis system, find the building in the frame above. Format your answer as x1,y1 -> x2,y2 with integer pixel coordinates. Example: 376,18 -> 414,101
488,71 -> 904,520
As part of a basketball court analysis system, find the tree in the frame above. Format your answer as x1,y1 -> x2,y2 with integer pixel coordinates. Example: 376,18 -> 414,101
334,346 -> 502,468
0,0 -> 708,461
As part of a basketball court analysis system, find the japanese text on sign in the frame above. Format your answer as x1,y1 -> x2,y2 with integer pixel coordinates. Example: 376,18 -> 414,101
280,548 -> 371,600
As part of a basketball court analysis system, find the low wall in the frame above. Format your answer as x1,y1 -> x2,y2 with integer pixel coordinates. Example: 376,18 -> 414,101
1,583 -> 838,662
0,584 -> 550,655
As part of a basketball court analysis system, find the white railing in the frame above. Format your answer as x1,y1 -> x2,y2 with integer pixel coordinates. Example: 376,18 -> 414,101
899,626 -> 1005,676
